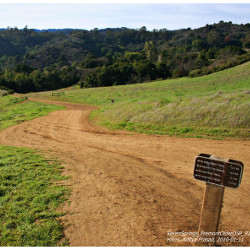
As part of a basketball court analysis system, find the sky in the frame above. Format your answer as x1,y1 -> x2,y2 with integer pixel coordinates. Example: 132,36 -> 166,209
0,2 -> 249,30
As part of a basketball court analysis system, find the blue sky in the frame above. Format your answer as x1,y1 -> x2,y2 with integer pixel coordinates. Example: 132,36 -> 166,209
0,3 -> 249,30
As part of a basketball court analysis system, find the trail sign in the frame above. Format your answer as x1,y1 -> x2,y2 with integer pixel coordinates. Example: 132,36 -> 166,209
194,154 -> 244,188
194,154 -> 244,246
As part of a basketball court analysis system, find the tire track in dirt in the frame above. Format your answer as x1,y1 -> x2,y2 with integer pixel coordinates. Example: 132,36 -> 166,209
0,98 -> 249,246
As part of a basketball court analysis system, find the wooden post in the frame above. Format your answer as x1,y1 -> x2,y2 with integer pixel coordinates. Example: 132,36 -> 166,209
197,183 -> 224,245
197,155 -> 228,246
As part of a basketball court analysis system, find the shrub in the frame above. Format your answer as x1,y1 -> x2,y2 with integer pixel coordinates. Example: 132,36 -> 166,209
78,81 -> 84,88
189,68 -> 202,78
7,89 -> 15,94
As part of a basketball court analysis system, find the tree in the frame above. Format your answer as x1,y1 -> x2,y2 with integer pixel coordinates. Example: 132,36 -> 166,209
207,30 -> 222,46
82,53 -> 97,69
15,72 -> 34,93
192,39 -> 207,51
58,66 -> 80,87
43,71 -> 61,90
156,62 -> 170,79
242,33 -> 250,49
144,41 -> 158,63
97,66 -> 115,86
133,59 -> 156,81
29,70 -> 44,91
14,64 -> 33,73
124,52 -> 145,63
4,68 -> 15,83
84,73 -> 98,88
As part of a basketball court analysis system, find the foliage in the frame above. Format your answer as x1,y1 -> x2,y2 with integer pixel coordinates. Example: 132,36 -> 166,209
0,22 -> 249,93
0,64 -> 80,93
189,52 -> 250,77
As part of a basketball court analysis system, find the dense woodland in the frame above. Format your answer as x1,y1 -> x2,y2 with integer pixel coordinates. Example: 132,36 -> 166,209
0,21 -> 249,93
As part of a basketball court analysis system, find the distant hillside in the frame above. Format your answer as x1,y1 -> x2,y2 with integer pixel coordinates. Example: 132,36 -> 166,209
0,21 -> 249,93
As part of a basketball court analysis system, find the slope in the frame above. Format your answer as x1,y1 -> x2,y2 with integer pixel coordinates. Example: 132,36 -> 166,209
29,61 -> 250,139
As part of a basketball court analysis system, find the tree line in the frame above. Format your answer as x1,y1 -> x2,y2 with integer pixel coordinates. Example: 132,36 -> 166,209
0,21 -> 249,93
0,64 -> 79,93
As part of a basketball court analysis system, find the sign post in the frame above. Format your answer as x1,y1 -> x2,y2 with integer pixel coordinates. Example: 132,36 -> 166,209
194,154 -> 244,246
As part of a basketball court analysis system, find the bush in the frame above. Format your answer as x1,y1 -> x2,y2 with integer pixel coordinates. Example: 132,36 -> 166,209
7,89 -> 14,94
237,53 -> 250,64
0,85 -> 10,90
189,68 -> 203,78
189,52 -> 250,78
78,81 -> 84,88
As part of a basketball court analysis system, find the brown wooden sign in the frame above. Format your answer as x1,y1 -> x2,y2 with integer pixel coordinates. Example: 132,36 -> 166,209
194,154 -> 244,188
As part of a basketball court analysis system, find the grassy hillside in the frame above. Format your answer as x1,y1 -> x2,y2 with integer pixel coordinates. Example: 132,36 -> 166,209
28,62 -> 250,139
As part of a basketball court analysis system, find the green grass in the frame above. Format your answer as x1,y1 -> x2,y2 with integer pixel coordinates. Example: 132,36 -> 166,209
0,95 -> 69,245
0,96 -> 65,130
28,62 -> 250,139
0,145 -> 70,246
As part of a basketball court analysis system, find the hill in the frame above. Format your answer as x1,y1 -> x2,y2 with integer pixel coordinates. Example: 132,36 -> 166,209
28,61 -> 250,139
0,21 -> 249,93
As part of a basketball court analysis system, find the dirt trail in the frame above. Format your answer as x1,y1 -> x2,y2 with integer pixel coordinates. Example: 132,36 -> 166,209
0,98 -> 249,246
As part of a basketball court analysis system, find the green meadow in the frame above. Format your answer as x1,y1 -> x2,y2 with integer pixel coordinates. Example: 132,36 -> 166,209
0,96 -> 68,246
29,61 -> 250,139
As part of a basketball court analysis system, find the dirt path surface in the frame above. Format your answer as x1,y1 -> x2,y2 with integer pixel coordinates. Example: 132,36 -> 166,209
0,98 -> 249,246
